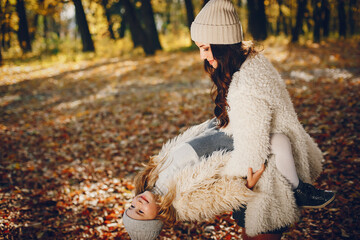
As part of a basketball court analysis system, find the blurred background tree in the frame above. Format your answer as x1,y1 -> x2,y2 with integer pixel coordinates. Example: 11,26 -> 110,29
73,0 -> 95,52
16,0 -> 32,52
0,0 -> 359,64
247,0 -> 267,40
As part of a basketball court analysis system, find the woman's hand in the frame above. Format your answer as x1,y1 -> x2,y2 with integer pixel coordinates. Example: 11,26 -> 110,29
246,163 -> 265,189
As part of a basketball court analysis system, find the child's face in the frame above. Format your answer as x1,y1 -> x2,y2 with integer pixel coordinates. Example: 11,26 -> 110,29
126,191 -> 158,220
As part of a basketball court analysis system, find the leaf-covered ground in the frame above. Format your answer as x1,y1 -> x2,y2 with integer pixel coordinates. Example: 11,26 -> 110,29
1,39 -> 359,239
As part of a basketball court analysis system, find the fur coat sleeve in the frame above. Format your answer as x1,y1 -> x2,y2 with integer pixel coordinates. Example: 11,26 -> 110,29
221,92 -> 272,177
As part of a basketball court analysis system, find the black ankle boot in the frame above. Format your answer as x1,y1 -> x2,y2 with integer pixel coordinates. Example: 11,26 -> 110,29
294,180 -> 335,209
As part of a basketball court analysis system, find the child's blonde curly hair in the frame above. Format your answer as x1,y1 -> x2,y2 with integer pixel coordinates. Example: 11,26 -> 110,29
133,156 -> 177,226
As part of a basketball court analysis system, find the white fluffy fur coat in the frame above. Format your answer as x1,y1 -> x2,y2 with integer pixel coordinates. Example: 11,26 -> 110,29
219,53 -> 324,235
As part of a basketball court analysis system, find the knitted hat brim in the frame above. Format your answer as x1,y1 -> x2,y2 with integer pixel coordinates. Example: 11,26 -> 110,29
191,22 -> 243,44
123,209 -> 163,240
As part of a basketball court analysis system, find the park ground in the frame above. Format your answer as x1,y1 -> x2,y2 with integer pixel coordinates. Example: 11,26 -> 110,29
0,38 -> 359,239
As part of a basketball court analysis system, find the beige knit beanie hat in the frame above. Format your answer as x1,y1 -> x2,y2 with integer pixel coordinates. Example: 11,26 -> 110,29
191,0 -> 243,44
123,209 -> 163,240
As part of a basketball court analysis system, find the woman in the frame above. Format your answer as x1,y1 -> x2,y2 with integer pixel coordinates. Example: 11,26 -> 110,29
189,0 -> 334,238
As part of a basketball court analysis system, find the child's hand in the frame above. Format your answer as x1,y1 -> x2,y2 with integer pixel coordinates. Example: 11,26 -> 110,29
246,163 -> 265,189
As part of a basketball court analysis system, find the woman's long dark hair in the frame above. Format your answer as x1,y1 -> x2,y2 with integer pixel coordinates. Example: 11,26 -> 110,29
205,41 -> 256,128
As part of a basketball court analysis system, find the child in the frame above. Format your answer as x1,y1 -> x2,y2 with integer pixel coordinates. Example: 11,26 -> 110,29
123,119 -> 334,240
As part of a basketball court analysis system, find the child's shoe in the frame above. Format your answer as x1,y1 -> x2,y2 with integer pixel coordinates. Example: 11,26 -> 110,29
294,180 -> 335,209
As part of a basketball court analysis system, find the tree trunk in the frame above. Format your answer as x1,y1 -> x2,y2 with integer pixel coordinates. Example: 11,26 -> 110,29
6,12 -> 11,49
44,15 -> 49,50
124,12 -> 141,46
348,0 -> 356,35
0,44 -> 3,66
304,7 -> 312,33
291,0 -> 308,42
122,0 -> 155,55
161,0 -> 172,34
140,0 -> 162,50
116,1 -> 141,46
29,14 -> 38,41
247,0 -> 268,40
50,15 -> 61,38
337,0 -> 346,37
73,0 -> 95,52
16,0 -> 32,52
184,0 -> 195,30
321,0 -> 330,37
101,0 -> 116,39
313,0 -> 321,42
0,0 -> 3,48
276,0 -> 283,35
1,14 -> 11,49
280,0 -> 290,36
118,10 -> 126,39
1,0 -> 10,49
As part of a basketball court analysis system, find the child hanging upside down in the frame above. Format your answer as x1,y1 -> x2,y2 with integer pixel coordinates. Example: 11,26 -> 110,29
123,119 -> 335,240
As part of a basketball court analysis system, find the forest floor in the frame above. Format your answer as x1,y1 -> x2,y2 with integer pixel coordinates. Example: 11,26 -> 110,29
0,39 -> 359,239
